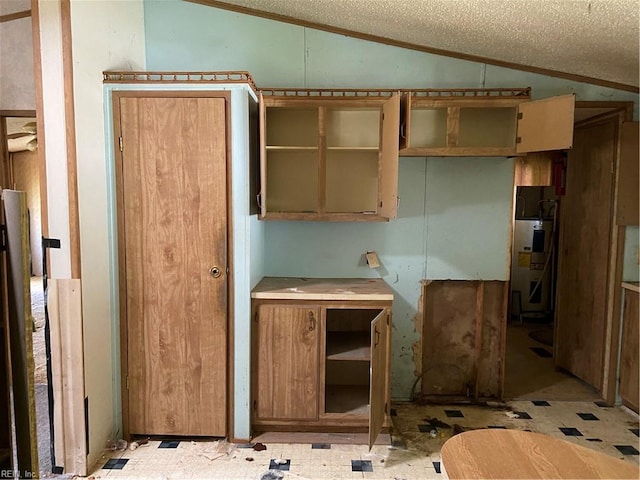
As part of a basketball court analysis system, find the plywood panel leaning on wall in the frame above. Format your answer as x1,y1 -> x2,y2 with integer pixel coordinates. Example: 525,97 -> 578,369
47,279 -> 87,475
1,190 -> 38,478
619,286 -> 639,413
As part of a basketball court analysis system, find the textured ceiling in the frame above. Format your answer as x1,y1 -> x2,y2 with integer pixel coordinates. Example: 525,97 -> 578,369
207,0 -> 640,90
0,0 -> 30,16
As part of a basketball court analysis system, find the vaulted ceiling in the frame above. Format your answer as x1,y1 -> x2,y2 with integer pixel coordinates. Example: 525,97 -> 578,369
193,0 -> 640,92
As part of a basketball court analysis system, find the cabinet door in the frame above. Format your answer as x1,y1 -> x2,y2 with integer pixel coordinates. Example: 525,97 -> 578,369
258,92 -> 267,218
369,310 -> 390,450
379,94 -> 400,219
255,304 -> 320,420
516,94 -> 575,153
399,93 -> 410,150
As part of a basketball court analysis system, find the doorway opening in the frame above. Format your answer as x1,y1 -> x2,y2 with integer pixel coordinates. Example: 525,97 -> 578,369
505,153 -> 599,401
505,103 -> 636,404
1,114 -> 53,476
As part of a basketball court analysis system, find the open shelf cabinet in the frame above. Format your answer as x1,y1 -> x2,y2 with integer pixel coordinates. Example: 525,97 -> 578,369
259,94 -> 400,221
399,91 -> 575,156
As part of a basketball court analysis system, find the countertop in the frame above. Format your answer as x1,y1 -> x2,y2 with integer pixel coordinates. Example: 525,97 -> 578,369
251,277 -> 394,301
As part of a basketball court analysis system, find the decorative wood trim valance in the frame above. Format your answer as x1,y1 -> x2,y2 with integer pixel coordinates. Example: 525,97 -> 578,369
104,71 -> 531,101
103,71 -> 258,94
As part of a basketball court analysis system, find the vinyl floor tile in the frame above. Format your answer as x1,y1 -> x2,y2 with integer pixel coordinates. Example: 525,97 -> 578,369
84,401 -> 639,479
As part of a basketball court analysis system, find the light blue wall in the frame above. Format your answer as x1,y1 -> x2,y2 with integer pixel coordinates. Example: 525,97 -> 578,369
143,0 -> 639,430
145,1 -> 304,85
424,157 -> 515,280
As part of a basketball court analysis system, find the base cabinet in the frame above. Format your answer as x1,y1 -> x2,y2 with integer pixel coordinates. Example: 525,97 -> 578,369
251,278 -> 393,448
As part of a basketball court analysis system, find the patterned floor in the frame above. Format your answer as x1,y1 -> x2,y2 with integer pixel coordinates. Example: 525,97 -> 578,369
90,400 -> 639,480
24,312 -> 636,479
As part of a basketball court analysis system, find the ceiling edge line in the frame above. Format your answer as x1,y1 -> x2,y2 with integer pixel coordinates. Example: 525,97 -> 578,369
0,9 -> 31,23
184,0 -> 639,94
0,110 -> 37,117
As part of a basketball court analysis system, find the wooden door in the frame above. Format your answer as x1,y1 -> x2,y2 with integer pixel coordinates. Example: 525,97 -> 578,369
1,190 -> 38,476
616,122 -> 639,225
116,94 -> 228,436
369,309 -> 389,450
516,94 -> 575,153
555,119 -> 616,389
254,304 -> 320,421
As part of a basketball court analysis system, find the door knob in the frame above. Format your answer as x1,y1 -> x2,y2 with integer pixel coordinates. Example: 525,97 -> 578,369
209,266 -> 222,278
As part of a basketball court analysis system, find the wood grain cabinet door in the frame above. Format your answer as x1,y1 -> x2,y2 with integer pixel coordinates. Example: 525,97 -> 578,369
369,309 -> 390,450
379,94 -> 400,219
254,304 -> 320,421
516,94 -> 575,153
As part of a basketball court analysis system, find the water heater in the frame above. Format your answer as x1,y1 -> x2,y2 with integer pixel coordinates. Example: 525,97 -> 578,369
511,219 -> 553,320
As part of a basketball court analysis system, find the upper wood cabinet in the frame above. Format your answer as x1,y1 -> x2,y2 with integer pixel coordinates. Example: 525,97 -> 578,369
399,90 -> 575,156
259,93 -> 400,221
257,87 -> 576,222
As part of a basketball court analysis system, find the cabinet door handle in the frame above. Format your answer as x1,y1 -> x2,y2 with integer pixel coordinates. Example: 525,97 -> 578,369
374,326 -> 380,347
308,311 -> 315,331
400,123 -> 406,139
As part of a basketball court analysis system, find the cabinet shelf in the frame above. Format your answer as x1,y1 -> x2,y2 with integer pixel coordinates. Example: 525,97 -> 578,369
326,332 -> 371,361
266,146 -> 319,151
325,385 -> 369,415
326,146 -> 379,151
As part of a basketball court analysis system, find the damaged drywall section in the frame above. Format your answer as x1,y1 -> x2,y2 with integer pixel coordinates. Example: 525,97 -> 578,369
418,280 -> 508,402
410,282 -> 425,400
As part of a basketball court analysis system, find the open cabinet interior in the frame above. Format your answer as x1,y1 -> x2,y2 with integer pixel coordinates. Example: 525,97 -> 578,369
324,308 -> 382,415
260,94 -> 399,221
263,104 -> 381,216
458,107 -> 518,147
